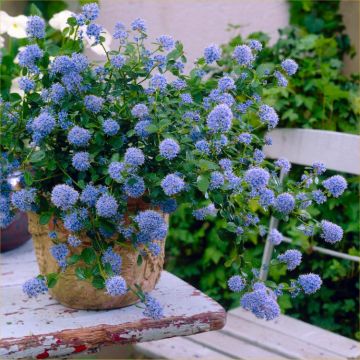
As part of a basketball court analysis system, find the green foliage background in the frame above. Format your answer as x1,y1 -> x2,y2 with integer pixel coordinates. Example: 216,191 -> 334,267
166,0 -> 360,339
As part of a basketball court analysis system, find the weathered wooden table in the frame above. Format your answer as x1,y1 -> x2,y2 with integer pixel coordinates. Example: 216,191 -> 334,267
0,241 -> 226,359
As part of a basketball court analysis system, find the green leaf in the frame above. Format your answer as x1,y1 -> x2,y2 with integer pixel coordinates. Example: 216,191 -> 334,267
137,254 -> 143,266
29,151 -> 46,163
39,212 -> 52,225
67,17 -> 77,27
197,174 -> 210,193
46,273 -> 58,288
75,267 -> 88,280
92,276 -> 105,289
67,254 -> 81,265
23,172 -> 33,186
29,3 -> 43,16
81,248 -> 96,265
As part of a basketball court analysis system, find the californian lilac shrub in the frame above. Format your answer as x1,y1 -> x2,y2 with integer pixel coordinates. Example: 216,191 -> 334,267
1,5 -> 347,320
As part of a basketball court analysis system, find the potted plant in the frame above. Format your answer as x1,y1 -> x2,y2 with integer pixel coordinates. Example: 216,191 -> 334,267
1,3 -> 347,320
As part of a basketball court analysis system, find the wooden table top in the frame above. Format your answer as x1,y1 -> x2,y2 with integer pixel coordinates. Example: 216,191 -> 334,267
0,241 -> 225,359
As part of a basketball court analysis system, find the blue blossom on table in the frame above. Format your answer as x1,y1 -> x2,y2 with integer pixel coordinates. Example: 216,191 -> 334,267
172,78 -> 187,90
150,73 -> 167,91
240,285 -> 280,320
67,235 -> 81,248
195,140 -> 210,155
131,104 -> 149,118
102,119 -> 120,136
63,208 -> 88,232
244,167 -> 270,190
320,220 -> 343,244
232,45 -> 254,66
11,188 -> 36,211
80,184 -> 100,206
277,249 -> 302,270
281,59 -> 298,76
259,104 -> 279,129
50,243 -> 69,269
207,104 -> 233,133
113,21 -> 128,43
124,176 -> 145,198
268,228 -> 283,245
218,76 -> 235,92
124,147 -> 145,167
274,71 -> 288,87
298,273 -> 322,294
259,188 -> 275,208
49,83 -> 66,104
131,18 -> 147,32
248,39 -> 262,51
26,15 -> 46,39
161,174 -> 185,196
51,184 -> 79,210
159,139 -> 180,160
159,198 -> 177,214
31,112 -> 56,143
275,192 -> 295,214
157,35 -> 175,50
204,44 -> 221,64
111,54 -> 125,69
18,45 -> 43,73
135,120 -> 151,138
135,210 -> 168,241
22,277 -> 48,297
274,158 -> 291,173
96,193 -> 118,218
86,23 -> 102,44
102,247 -> 122,274
82,2 -> 100,21
209,171 -> 224,190
68,126 -> 91,147
192,203 -> 217,221
143,294 -> 164,319
72,152 -> 90,172
180,93 -> 193,104
84,95 -> 104,113
253,149 -> 265,164
19,77 -> 35,93
228,275 -> 246,292
237,100 -> 253,114
105,275 -> 127,296
238,133 -> 252,145
219,158 -> 232,171
312,190 -> 327,204
322,175 -> 347,198
312,162 -> 326,175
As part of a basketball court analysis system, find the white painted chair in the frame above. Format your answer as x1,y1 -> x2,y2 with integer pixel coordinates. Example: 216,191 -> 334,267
134,129 -> 360,360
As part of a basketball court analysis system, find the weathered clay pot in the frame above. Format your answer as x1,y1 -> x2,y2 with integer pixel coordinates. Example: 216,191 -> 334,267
27,202 -> 167,310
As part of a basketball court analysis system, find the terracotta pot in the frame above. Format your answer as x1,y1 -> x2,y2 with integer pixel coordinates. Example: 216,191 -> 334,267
27,203 -> 167,310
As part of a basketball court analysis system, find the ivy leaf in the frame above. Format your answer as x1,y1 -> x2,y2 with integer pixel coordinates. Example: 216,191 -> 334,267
46,273 -> 58,288
92,276 -> 105,289
81,248 -> 96,265
39,212 -> 52,225
67,254 -> 80,265
75,267 -> 88,280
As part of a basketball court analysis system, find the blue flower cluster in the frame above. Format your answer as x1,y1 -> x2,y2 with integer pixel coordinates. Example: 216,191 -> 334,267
161,174 -> 185,196
105,275 -> 127,296
102,247 -> 122,274
278,249 -> 302,270
159,139 -> 180,160
143,294 -> 164,319
23,277 -> 48,297
228,275 -> 246,292
26,16 -> 45,39
204,44 -> 221,64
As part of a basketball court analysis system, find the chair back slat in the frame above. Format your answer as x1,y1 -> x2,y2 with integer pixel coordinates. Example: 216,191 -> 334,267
264,129 -> 360,175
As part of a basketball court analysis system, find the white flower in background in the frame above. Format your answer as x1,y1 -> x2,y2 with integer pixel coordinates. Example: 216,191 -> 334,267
10,77 -> 24,97
0,35 -> 4,48
0,11 -> 11,34
5,14 -> 28,39
83,27 -> 112,56
49,10 -> 73,32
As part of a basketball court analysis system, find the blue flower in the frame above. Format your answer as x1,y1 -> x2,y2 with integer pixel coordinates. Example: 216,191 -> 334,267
180,93 -> 193,104
312,162 -> 326,175
277,249 -> 302,270
48,231 -> 57,239
111,54 -> 125,69
105,275 -> 127,296
31,112 -> 56,143
103,119 -> 120,136
159,139 -> 180,160
135,210 -> 168,241
131,18 -> 147,32
23,277 -> 48,297
209,171 -> 224,190
275,192 -> 295,214
322,175 -> 347,198
204,44 -> 221,64
63,208 -> 88,232
18,45 -> 43,73
124,147 -> 145,167
218,76 -> 235,92
228,275 -> 246,292
50,83 -> 66,104
108,161 -> 125,182
244,167 -> 270,190
124,176 -> 145,198
259,105 -> 279,129
237,100 -> 253,114
193,204 -> 217,220
219,158 -> 232,171
68,126 -> 91,147
172,78 -> 187,90
312,190 -> 327,204
135,120 -> 151,138
102,247 -> 122,274
11,188 -> 36,211
19,77 -> 35,93
150,73 -> 167,91
96,194 -> 118,218
159,198 -> 177,214
232,45 -> 254,66
195,140 -> 210,155
82,2 -> 100,20
26,16 -> 45,39
161,174 -> 185,196
50,243 -> 69,269
268,228 -> 283,245
143,294 -> 164,319
259,188 -> 275,208
68,235 -> 81,247
275,158 -> 291,173
80,184 -> 101,206
113,22 -> 128,43
84,95 -> 104,113
226,172 -> 242,192
298,273 -> 322,294
131,104 -> 149,118
320,220 -> 343,244
157,35 -> 175,50
274,71 -> 288,87
207,104 -> 233,133
72,152 -> 90,171
238,133 -> 252,145
281,59 -> 298,76
51,184 -> 79,210
253,149 -> 265,164
86,23 -> 102,43
248,39 -> 262,51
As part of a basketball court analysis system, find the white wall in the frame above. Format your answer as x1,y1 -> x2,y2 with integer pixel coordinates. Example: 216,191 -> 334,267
97,0 -> 289,70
